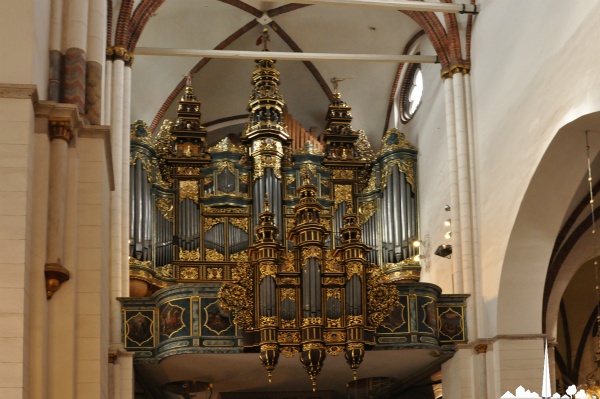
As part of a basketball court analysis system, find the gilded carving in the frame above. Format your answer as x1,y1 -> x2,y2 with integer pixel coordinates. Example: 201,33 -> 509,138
206,267 -> 223,280
179,180 -> 199,203
129,257 -> 152,268
381,158 -> 416,192
281,252 -> 295,272
333,169 -> 353,179
302,317 -> 322,326
334,185 -> 353,207
356,130 -> 375,162
281,288 -> 296,301
208,137 -> 245,153
260,316 -> 277,327
279,277 -> 298,285
259,261 -> 277,280
302,246 -> 321,260
180,266 -> 199,279
358,201 -> 376,226
286,175 -> 295,185
294,141 -> 324,155
216,160 -> 235,174
48,118 -> 73,143
230,251 -> 249,262
204,218 -> 225,233
299,162 -> 317,179
278,331 -> 301,343
154,119 -> 173,157
323,331 -> 346,343
327,318 -> 342,328
323,277 -> 344,285
156,197 -> 174,222
280,347 -> 299,358
176,167 -> 200,175
204,206 -> 246,214
326,288 -> 341,300
302,343 -> 324,351
366,264 -> 400,327
179,248 -> 201,261
379,128 -> 417,154
205,249 -> 225,262
219,261 -> 254,329
229,218 -> 249,233
346,261 -> 363,279
324,251 -> 341,272
253,154 -> 282,179
346,315 -> 364,326
156,264 -> 173,278
325,346 -> 344,356
281,319 -> 297,329
239,174 -> 248,184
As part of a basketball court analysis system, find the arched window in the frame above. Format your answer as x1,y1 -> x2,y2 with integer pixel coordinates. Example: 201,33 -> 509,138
399,63 -> 423,123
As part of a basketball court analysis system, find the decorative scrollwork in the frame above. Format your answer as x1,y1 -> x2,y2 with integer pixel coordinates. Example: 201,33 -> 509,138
333,169 -> 353,179
278,331 -> 301,343
208,137 -> 246,153
216,160 -> 235,174
179,248 -> 201,261
346,261 -> 363,279
327,318 -> 342,328
154,119 -> 174,157
280,347 -> 299,358
324,251 -> 341,272
302,317 -> 322,326
230,251 -> 249,262
366,264 -> 400,327
205,249 -> 225,262
204,206 -> 246,214
346,315 -> 364,326
204,217 -> 225,233
260,316 -> 277,327
229,218 -> 249,233
294,141 -> 324,155
356,130 -> 375,162
156,197 -> 174,222
326,288 -> 341,300
180,266 -> 199,279
206,267 -> 223,280
179,180 -> 199,203
323,331 -> 346,343
176,166 -> 200,175
302,246 -> 321,261
254,154 -> 282,180
358,201 -> 376,226
155,264 -> 173,278
325,346 -> 344,356
281,288 -> 296,301
281,252 -> 295,272
381,158 -> 416,192
379,128 -> 416,154
334,185 -> 353,207
219,261 -> 254,329
259,261 -> 277,280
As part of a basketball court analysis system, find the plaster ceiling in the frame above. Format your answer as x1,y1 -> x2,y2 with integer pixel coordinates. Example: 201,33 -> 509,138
130,0 -> 423,151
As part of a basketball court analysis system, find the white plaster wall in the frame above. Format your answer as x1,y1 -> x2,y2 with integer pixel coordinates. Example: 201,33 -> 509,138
406,0 -> 600,338
472,0 -> 600,336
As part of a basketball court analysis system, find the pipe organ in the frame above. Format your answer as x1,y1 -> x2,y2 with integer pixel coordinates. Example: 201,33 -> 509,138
123,49 -> 467,391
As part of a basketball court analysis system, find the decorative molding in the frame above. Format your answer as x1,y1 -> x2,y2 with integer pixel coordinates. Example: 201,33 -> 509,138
0,83 -> 38,102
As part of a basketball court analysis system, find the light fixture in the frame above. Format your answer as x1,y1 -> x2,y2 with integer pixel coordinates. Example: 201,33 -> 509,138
444,205 -> 451,212
444,231 -> 452,239
435,244 -> 452,258
578,131 -> 600,399
444,219 -> 451,227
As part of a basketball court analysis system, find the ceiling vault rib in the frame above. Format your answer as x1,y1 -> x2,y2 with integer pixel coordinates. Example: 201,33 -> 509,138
261,0 -> 479,14
218,0 -> 263,17
134,47 -> 438,63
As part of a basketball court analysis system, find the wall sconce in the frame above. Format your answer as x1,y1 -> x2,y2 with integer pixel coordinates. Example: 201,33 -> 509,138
444,231 -> 452,239
412,235 -> 430,267
444,219 -> 451,227
435,244 -> 452,258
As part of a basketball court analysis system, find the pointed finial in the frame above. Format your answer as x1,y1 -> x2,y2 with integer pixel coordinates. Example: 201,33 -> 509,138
264,193 -> 270,212
256,27 -> 270,51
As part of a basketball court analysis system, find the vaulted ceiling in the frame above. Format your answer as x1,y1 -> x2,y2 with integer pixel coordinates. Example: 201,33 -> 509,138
128,0 -> 425,151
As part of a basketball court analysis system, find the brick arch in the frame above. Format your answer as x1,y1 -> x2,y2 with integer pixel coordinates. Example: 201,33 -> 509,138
114,0 -> 134,47
126,0 -> 166,53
